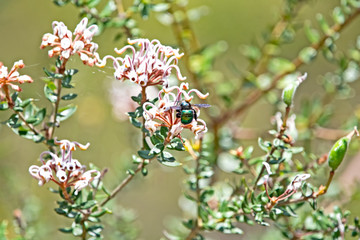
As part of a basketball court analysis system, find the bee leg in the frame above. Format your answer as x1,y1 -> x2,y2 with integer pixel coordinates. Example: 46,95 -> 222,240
176,110 -> 181,118
193,109 -> 197,121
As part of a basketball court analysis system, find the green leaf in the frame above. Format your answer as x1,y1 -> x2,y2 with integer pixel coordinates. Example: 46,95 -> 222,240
0,221 -> 8,240
43,67 -> 55,78
258,138 -> 271,152
80,200 -> 97,209
44,83 -> 58,103
6,114 -> 20,128
137,150 -> 155,159
100,0 -> 117,17
167,138 -> 185,151
131,93 -> 142,104
59,227 -> 73,233
304,21 -> 320,44
129,116 -> 142,128
91,209 -> 111,218
62,75 -> 74,88
316,14 -> 333,35
20,98 -> 33,108
57,105 -> 77,122
72,224 -> 83,236
200,189 -> 214,202
152,3 -> 170,12
157,152 -> 181,166
150,143 -> 164,155
268,58 -> 295,74
88,225 -> 103,237
348,0 -> 360,8
243,146 -> 254,159
299,47 -> 317,64
25,117 -> 38,124
242,45 -> 261,62
0,101 -> 9,110
333,7 -> 345,24
64,69 -> 78,76
61,93 -> 78,100
33,108 -> 46,126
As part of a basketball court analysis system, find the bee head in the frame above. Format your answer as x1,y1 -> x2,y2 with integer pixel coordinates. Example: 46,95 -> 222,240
180,101 -> 191,109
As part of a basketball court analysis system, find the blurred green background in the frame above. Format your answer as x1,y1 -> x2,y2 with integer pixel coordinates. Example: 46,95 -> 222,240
1,0 -> 360,239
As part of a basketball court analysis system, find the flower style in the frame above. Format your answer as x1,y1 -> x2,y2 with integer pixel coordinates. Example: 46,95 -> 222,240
40,18 -> 99,66
142,82 -> 209,141
97,38 -> 186,87
28,139 -> 100,195
0,60 -> 33,106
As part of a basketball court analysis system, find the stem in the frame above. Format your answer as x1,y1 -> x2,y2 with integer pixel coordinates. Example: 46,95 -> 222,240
60,185 -> 74,204
253,106 -> 291,189
167,2 -> 203,93
141,86 -> 147,150
100,162 -> 145,206
48,59 -> 67,142
7,95 -> 52,148
277,170 -> 335,207
215,7 -> 360,127
185,138 -> 203,240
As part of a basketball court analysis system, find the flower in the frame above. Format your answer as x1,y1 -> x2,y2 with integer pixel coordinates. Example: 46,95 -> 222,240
142,82 -> 209,141
28,139 -> 100,194
285,173 -> 311,192
0,60 -> 33,106
40,18 -> 99,66
97,38 -> 186,87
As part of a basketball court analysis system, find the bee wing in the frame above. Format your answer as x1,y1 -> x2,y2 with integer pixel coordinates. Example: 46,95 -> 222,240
193,104 -> 211,108
170,106 -> 181,110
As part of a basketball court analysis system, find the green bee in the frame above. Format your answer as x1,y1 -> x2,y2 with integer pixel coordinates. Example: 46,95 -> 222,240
172,101 -> 210,125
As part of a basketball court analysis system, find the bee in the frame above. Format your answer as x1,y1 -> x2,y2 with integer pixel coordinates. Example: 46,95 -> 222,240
171,100 -> 210,125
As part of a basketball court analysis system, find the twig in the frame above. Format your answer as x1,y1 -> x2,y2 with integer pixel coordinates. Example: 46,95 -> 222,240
214,7 -> 360,127
253,105 -> 291,189
48,59 -> 68,141
100,161 -> 146,207
185,139 -> 203,240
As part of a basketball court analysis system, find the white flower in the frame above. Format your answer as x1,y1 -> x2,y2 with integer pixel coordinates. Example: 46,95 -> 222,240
28,139 -> 100,194
142,83 -> 209,140
97,38 -> 186,87
40,17 -> 99,66
286,173 -> 311,192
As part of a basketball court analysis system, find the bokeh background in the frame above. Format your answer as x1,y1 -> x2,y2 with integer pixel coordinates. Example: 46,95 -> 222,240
1,0 -> 360,239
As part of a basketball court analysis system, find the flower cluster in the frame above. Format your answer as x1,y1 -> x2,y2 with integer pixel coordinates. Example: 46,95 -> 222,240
0,60 -> 33,106
97,38 -> 186,87
29,139 -> 100,194
143,83 -> 209,141
40,18 -> 99,66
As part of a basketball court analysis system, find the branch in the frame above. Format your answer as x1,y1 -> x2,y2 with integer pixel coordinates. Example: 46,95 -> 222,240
214,7 -> 360,127
185,139 -> 204,240
48,59 -> 67,141
253,105 -> 291,189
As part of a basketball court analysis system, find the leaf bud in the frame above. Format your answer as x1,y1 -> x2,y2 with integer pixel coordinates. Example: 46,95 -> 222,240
281,73 -> 307,106
328,127 -> 359,171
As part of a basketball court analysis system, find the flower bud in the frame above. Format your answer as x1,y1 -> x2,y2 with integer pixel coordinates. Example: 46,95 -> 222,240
56,169 -> 67,182
328,127 -> 359,171
281,73 -> 307,106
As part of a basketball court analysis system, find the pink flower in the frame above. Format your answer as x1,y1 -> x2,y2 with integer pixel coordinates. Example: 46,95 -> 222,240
0,60 -> 33,106
28,139 -> 100,194
40,18 -> 99,66
97,38 -> 186,87
143,83 -> 209,140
